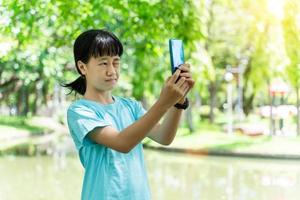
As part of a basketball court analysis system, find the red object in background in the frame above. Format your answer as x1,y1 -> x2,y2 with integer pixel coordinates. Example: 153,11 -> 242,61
269,80 -> 289,96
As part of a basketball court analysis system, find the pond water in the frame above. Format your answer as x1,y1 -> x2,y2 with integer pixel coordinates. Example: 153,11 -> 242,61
0,149 -> 300,200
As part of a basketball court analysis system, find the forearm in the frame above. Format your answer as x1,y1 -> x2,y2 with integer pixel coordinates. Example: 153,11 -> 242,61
157,107 -> 183,145
88,66 -> 193,153
118,101 -> 168,151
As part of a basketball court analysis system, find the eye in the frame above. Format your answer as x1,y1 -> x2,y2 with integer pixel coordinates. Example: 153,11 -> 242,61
99,62 -> 107,66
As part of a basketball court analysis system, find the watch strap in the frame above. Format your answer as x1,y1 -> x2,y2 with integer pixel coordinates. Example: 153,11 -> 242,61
174,98 -> 189,110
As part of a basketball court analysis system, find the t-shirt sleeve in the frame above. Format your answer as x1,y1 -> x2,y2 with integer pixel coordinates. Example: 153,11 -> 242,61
134,100 -> 147,120
67,105 -> 110,149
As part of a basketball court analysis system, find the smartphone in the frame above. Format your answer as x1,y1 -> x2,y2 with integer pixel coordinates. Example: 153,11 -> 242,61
169,39 -> 185,74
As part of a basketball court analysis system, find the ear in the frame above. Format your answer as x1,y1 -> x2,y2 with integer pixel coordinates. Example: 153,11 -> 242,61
77,60 -> 87,75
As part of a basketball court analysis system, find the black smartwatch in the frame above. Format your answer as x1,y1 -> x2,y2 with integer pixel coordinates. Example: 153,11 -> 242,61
174,98 -> 189,110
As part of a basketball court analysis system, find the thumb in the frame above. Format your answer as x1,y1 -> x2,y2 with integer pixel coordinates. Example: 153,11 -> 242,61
165,76 -> 172,83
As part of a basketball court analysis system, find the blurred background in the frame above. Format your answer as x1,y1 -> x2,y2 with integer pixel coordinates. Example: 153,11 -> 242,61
1,0 -> 300,199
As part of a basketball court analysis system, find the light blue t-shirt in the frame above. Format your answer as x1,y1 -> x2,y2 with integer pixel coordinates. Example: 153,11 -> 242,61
67,96 -> 151,200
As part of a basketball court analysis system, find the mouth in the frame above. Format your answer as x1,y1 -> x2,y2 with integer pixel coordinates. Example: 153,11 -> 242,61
105,78 -> 117,83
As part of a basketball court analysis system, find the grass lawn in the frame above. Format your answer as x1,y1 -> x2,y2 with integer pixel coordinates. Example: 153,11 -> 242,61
0,115 -> 63,154
144,118 -> 300,156
0,116 -> 52,141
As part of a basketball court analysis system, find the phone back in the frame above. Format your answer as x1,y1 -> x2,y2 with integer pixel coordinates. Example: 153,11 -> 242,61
169,39 -> 185,74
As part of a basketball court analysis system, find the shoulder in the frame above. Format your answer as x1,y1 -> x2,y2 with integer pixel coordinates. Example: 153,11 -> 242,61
68,100 -> 85,112
116,96 -> 146,112
115,96 -> 144,112
67,99 -> 97,116
117,97 -> 143,113
116,96 -> 140,106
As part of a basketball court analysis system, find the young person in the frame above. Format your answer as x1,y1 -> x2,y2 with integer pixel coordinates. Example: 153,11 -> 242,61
64,29 -> 194,200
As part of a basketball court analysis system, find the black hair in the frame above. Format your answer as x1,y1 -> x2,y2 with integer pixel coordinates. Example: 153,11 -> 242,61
62,29 -> 123,96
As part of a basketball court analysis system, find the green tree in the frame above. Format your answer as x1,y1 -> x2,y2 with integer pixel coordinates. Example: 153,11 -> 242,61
283,0 -> 300,135
0,0 -> 202,117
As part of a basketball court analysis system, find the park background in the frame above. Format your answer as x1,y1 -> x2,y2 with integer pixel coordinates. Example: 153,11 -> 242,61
1,0 -> 300,199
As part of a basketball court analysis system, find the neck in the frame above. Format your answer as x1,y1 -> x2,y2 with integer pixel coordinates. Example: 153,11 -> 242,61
83,90 -> 114,104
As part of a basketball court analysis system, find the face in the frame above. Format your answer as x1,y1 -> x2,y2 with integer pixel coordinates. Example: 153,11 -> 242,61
78,55 -> 120,92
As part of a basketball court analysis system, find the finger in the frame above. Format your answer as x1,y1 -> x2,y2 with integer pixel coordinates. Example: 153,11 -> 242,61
170,69 -> 181,83
176,76 -> 186,87
179,84 -> 190,98
184,82 -> 191,94
179,72 -> 191,78
187,79 -> 195,88
186,78 -> 194,82
166,76 -> 172,82
179,63 -> 190,68
179,82 -> 189,91
179,63 -> 190,72
183,85 -> 190,95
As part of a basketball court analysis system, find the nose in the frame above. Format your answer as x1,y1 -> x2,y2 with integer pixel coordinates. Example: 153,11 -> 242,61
106,63 -> 116,76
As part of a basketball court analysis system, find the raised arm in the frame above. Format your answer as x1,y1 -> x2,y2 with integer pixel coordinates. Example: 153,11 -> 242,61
88,69 -> 189,153
147,64 -> 195,145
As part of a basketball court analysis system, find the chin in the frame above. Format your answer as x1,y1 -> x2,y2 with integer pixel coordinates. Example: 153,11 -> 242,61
108,83 -> 118,89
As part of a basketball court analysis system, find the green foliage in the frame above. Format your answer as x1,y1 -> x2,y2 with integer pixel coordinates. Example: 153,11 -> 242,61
0,0 -> 202,115
283,0 -> 300,88
0,116 -> 45,134
0,0 -> 300,118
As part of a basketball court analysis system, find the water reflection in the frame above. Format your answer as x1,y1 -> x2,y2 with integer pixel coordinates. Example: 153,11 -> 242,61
51,136 -> 76,170
145,150 -> 300,200
0,155 -> 83,200
0,148 -> 300,200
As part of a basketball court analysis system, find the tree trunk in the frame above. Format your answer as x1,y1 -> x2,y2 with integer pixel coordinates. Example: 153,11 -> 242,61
42,80 -> 49,105
32,83 -> 38,115
185,105 -> 194,133
195,92 -> 202,122
296,86 -> 300,136
23,86 -> 29,115
243,93 -> 255,116
16,83 -> 30,116
16,85 -> 24,115
209,82 -> 217,123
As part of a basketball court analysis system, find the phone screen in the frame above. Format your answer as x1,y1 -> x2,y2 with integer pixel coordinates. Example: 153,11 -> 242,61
169,39 -> 185,74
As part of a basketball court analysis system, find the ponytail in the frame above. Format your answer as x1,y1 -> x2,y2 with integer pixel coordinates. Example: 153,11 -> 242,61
61,76 -> 86,96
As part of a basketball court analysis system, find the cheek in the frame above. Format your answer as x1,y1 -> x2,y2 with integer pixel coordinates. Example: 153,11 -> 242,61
115,68 -> 120,76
